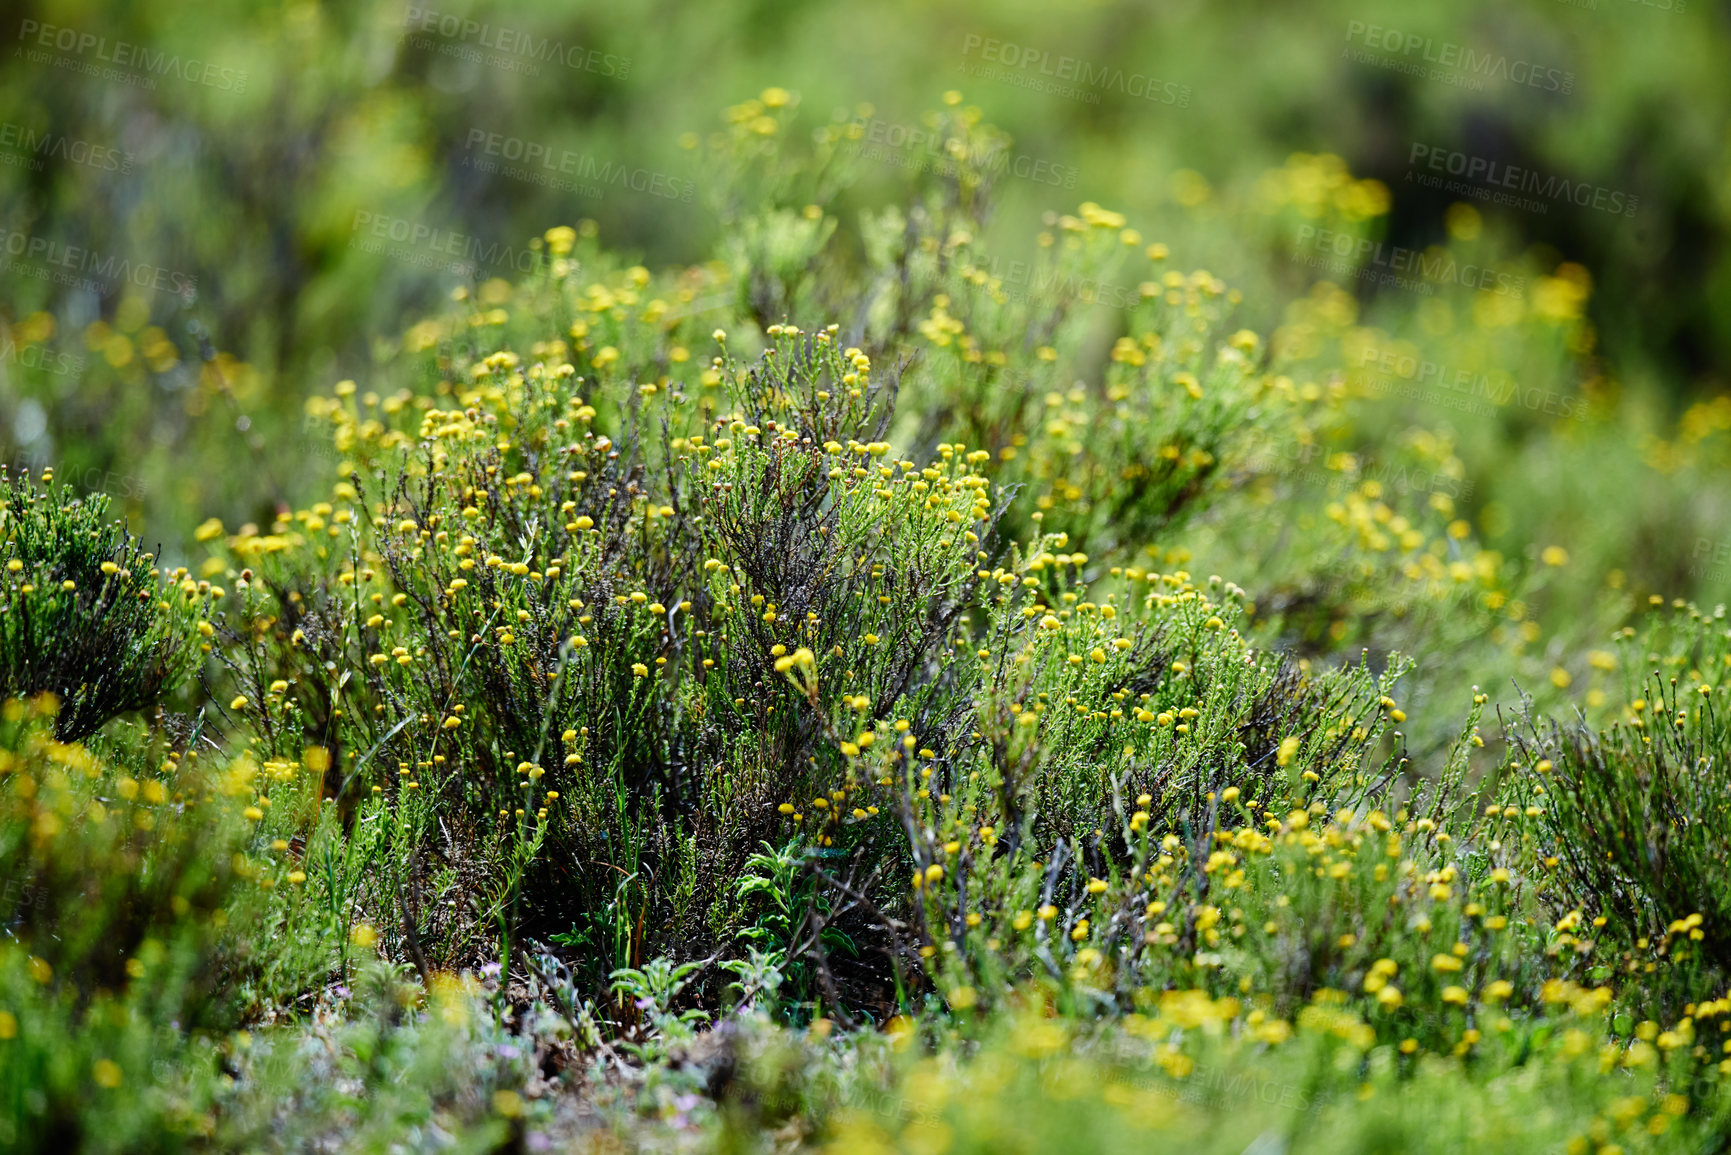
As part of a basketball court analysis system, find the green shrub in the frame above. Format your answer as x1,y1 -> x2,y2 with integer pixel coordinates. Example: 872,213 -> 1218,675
172,111 -> 1543,1035
0,470 -> 204,742
12,82 -> 1731,1155
0,700 -> 245,1151
1496,604 -> 1731,1013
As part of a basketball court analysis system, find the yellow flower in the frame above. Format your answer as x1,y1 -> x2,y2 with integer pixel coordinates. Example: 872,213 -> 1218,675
632,663 -> 649,677
544,225 -> 577,255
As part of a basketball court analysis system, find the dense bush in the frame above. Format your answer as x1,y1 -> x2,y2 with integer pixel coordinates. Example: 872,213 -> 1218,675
0,699 -> 244,1150
2,90 -> 1730,1154
0,471 -> 204,741
1498,605 -> 1731,1006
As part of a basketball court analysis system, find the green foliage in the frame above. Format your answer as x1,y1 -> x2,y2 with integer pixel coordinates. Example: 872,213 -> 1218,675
7,67 -> 1731,1154
0,701 -> 245,1151
1497,605 -> 1731,1002
0,472 -> 203,741
710,998 -> 1731,1154
212,963 -> 525,1153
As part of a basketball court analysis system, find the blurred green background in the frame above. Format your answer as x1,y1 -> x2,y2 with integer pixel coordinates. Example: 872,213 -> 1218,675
1,0 -> 1727,605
